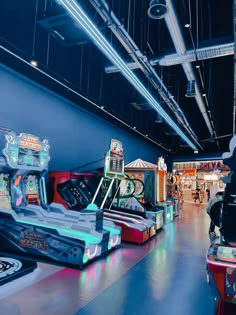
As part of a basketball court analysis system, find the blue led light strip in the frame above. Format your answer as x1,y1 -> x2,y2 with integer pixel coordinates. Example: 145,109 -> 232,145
58,0 -> 198,150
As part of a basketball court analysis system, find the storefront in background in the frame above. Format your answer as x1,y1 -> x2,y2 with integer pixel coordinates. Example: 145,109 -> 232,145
172,160 -> 230,202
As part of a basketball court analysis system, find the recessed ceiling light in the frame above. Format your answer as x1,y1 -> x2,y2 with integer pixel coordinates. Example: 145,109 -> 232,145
202,93 -> 207,97
196,65 -> 200,69
101,106 -> 104,109
30,60 -> 38,67
145,134 -> 148,137
185,23 -> 190,28
133,126 -> 136,129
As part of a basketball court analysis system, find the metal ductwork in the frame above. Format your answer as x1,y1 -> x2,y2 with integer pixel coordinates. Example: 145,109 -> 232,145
105,40 -> 234,72
147,0 -> 168,20
89,0 -> 202,149
157,42 -> 234,66
164,0 -> 214,137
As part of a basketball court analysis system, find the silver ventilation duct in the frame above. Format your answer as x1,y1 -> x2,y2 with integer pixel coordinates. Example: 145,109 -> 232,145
89,0 -> 202,149
164,0 -> 213,136
105,40 -> 234,72
157,42 -> 234,66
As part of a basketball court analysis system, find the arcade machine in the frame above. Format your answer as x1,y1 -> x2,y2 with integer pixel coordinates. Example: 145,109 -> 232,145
111,176 -> 164,231
50,139 -> 156,244
0,129 -> 37,286
125,157 -> 174,224
207,135 -> 236,314
0,130 -> 112,269
166,173 -> 181,217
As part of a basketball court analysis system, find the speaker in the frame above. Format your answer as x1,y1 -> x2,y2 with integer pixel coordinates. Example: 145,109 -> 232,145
147,0 -> 168,20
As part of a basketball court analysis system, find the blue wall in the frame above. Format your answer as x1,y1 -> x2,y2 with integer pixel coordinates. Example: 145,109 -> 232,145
0,64 -> 165,171
172,152 -> 224,162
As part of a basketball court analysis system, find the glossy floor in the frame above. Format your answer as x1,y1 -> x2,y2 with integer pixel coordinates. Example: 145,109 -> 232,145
0,204 -> 216,314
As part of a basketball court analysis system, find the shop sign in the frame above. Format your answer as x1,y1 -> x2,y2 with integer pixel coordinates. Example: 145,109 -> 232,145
173,160 -> 229,171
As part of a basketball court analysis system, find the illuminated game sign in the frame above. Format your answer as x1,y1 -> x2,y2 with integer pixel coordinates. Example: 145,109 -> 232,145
3,133 -> 50,171
104,139 -> 124,179
157,157 -> 167,171
173,160 -> 229,171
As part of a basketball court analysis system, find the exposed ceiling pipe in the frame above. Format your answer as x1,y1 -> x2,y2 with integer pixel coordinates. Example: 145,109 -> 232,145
105,41 -> 234,73
158,42 -> 234,66
89,0 -> 202,149
164,0 -> 214,137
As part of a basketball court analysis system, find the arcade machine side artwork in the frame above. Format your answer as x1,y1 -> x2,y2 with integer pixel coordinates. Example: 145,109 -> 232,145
0,131 -> 106,269
0,172 -> 37,286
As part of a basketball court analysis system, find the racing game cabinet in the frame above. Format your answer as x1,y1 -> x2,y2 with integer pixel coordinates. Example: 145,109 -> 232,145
0,131 -> 112,269
0,173 -> 37,286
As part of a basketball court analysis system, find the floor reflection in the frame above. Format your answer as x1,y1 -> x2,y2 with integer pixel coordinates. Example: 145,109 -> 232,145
0,203 -> 214,315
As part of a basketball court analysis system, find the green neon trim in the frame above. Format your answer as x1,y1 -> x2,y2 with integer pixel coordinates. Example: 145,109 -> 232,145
108,242 -> 112,250
83,253 -> 89,264
17,218 -> 100,247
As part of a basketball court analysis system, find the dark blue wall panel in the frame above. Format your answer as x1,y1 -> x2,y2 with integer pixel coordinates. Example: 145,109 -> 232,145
172,152 -> 224,162
0,64 -> 165,171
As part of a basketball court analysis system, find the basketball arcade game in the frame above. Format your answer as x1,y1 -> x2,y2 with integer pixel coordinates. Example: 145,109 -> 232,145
100,139 -> 156,243
50,139 -> 156,244
0,131 -> 112,269
112,176 -> 164,231
125,157 -> 174,224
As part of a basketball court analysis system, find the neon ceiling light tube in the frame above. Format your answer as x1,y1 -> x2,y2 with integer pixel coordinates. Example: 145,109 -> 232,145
58,0 -> 197,150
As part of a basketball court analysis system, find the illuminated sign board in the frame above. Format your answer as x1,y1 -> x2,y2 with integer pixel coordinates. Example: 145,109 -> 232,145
173,160 -> 229,172
157,157 -> 167,171
3,132 -> 50,171
19,135 -> 42,151
104,139 -> 124,179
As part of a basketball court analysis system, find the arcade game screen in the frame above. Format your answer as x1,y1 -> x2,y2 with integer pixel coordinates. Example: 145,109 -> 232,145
24,174 -> 40,205
18,147 -> 40,167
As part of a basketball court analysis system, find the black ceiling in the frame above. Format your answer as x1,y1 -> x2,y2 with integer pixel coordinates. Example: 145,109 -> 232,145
0,0 -> 234,155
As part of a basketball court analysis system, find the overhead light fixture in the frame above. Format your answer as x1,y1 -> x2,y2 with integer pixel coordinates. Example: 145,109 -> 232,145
145,134 -> 149,137
196,65 -> 200,69
58,0 -> 197,150
202,93 -> 207,97
133,126 -> 137,130
30,60 -> 38,67
194,150 -> 199,154
185,23 -> 190,28
100,106 -> 104,109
